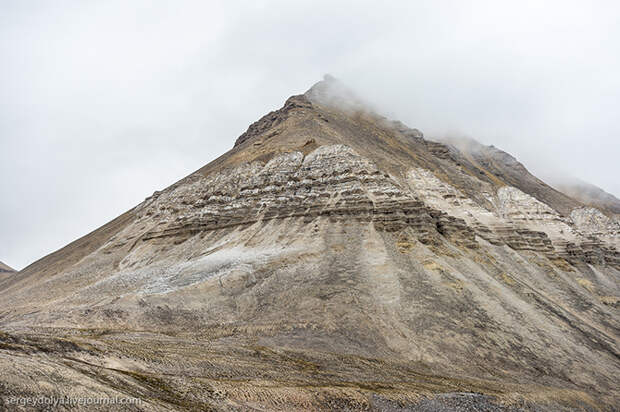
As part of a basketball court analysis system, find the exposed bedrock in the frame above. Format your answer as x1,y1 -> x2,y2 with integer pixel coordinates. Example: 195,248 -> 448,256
129,145 -> 480,251
115,145 -> 620,272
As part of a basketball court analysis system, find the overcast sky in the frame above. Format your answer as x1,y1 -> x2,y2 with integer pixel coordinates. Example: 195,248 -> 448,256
1,0 -> 619,270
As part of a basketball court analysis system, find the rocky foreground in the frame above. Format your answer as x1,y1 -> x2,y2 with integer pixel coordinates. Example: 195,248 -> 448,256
0,78 -> 618,411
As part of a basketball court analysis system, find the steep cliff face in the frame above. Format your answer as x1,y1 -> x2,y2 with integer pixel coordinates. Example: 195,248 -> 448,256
0,78 -> 618,411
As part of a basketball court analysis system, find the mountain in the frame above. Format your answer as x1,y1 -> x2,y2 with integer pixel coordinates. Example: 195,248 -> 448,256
0,77 -> 618,411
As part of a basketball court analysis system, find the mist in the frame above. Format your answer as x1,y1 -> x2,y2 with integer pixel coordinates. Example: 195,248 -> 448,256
1,0 -> 619,270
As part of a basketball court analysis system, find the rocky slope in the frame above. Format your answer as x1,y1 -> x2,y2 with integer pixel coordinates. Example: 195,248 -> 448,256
0,77 -> 618,411
0,262 -> 14,274
551,179 -> 620,218
0,262 -> 14,283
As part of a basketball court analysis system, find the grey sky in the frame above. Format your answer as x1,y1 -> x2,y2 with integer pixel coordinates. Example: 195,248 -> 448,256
1,0 -> 619,270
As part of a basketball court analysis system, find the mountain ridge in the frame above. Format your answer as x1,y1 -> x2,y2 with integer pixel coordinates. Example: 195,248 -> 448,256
551,178 -> 620,217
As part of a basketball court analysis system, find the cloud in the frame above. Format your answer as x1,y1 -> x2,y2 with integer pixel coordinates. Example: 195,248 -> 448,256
1,0 -> 619,269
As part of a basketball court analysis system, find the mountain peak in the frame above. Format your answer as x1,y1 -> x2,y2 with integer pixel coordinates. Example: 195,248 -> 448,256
304,74 -> 367,112
233,76 -> 383,149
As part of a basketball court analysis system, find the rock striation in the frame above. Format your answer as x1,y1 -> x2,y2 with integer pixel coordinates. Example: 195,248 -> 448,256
130,146 -> 477,250
0,78 -> 618,411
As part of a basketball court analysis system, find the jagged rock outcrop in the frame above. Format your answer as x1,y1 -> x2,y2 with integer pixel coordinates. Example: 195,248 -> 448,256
130,146 -> 476,250
0,77 -> 618,411
234,95 -> 313,148
571,207 -> 620,236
